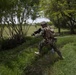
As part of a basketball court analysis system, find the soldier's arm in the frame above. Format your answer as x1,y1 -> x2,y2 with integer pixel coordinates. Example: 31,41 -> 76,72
32,28 -> 42,36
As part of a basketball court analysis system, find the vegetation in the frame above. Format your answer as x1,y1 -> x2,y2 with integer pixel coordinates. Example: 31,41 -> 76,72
0,0 -> 40,46
0,0 -> 76,75
0,0 -> 76,49
0,34 -> 76,75
0,37 -> 41,75
40,0 -> 76,33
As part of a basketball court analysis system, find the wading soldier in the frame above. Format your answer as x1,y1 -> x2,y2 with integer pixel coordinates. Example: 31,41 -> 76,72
32,21 -> 64,59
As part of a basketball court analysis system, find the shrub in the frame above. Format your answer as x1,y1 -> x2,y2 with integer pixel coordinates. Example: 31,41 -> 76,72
0,35 -> 26,50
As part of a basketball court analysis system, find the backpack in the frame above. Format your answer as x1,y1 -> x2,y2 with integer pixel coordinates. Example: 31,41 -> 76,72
43,27 -> 54,40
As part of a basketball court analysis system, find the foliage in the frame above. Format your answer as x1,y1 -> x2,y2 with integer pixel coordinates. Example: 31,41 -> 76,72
43,42 -> 76,75
0,36 -> 25,50
23,35 -> 76,75
40,0 -> 76,33
0,37 -> 42,75
0,0 -> 40,40
0,0 -> 40,49
0,35 -> 76,75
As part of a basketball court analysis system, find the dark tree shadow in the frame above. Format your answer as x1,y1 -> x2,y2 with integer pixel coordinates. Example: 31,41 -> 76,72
59,31 -> 76,36
22,51 -> 60,75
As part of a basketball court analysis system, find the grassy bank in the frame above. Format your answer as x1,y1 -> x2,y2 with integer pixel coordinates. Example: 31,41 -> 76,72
0,37 -> 41,75
43,42 -> 76,75
0,35 -> 76,75
23,35 -> 76,75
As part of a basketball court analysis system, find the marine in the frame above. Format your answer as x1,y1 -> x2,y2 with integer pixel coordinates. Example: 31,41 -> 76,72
32,21 -> 64,59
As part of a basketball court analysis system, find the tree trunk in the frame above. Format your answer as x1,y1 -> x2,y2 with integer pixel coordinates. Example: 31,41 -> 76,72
70,27 -> 75,34
57,15 -> 61,34
69,19 -> 75,34
58,27 -> 60,33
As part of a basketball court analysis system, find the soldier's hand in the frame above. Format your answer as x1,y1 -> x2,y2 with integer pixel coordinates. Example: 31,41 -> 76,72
31,33 -> 35,36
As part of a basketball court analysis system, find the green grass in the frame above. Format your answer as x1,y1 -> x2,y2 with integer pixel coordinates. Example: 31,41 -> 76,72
0,25 -> 76,75
3,25 -> 40,37
47,35 -> 76,75
0,35 -> 76,75
23,35 -> 76,75
0,37 -> 41,75
3,25 -> 70,37
43,43 -> 76,75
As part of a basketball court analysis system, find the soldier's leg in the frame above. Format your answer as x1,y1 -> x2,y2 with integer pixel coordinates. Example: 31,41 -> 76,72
50,42 -> 63,59
38,39 -> 46,54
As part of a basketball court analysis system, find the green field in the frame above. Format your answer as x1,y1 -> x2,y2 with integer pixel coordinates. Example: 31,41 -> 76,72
3,25 -> 40,37
3,25 -> 70,37
0,26 -> 76,75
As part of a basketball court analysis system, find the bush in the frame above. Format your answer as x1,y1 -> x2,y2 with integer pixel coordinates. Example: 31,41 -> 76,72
0,35 -> 26,50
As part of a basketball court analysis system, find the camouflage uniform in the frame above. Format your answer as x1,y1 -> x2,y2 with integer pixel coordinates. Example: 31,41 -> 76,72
32,23 -> 63,59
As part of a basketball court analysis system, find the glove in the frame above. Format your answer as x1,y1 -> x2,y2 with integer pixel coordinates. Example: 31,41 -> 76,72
31,33 -> 35,36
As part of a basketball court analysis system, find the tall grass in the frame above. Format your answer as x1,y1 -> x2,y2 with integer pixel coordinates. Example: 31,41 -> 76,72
0,37 -> 41,75
0,26 -> 76,75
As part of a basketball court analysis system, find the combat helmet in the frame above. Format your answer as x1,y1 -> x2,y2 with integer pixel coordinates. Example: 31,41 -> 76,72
41,21 -> 47,27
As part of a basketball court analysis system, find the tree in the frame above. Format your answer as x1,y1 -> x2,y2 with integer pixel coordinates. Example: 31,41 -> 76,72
62,0 -> 76,33
0,0 -> 18,39
40,0 -> 76,34
0,0 -> 40,39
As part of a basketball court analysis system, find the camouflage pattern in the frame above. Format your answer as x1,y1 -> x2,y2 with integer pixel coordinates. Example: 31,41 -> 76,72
32,23 -> 63,59
38,39 -> 63,58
